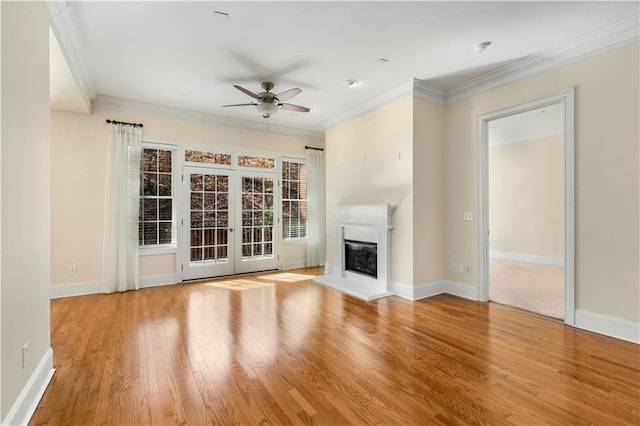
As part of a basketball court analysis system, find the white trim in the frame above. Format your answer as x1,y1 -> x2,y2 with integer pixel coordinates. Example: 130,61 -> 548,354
322,82 -> 414,130
51,274 -> 178,298
2,348 -> 55,426
92,95 -> 324,142
45,2 -> 96,110
412,281 -> 447,300
393,280 -> 477,301
413,79 -> 447,104
314,274 -> 393,301
446,15 -> 639,103
575,310 -> 640,344
477,88 -> 575,325
281,259 -> 307,271
322,79 -> 446,130
51,280 -> 101,299
490,250 -> 564,266
391,281 -> 415,300
444,281 -> 479,301
139,273 -> 178,289
139,247 -> 178,256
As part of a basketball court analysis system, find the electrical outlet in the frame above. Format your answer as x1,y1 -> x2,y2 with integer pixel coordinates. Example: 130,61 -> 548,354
451,262 -> 458,273
549,243 -> 556,252
22,343 -> 29,368
458,263 -> 464,273
465,265 -> 471,275
464,211 -> 473,221
69,264 -> 77,274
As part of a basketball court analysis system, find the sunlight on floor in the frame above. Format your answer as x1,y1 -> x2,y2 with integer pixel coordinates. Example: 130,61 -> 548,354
258,272 -> 317,283
204,278 -> 274,291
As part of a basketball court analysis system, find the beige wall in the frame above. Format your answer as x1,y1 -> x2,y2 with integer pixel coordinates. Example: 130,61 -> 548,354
489,135 -> 564,257
413,97 -> 445,283
444,42 -> 639,322
50,108 -> 319,288
325,98 -> 414,285
1,1 -> 51,418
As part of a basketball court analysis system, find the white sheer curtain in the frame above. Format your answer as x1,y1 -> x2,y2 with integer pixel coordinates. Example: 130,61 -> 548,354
102,123 -> 142,293
305,148 -> 326,267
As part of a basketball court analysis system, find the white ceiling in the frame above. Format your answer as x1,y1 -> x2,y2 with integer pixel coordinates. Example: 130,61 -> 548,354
49,1 -> 639,136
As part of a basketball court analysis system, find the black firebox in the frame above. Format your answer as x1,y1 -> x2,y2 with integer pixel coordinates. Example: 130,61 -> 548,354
344,240 -> 378,279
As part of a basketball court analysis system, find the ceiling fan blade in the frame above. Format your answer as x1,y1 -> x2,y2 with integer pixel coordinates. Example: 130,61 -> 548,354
280,103 -> 310,113
233,85 -> 259,99
222,103 -> 257,107
276,88 -> 301,102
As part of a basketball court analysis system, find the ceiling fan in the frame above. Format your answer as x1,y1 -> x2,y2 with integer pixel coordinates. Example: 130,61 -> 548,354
223,82 -> 310,119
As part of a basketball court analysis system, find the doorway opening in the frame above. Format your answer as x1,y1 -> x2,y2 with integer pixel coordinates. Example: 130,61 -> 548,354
477,88 -> 575,325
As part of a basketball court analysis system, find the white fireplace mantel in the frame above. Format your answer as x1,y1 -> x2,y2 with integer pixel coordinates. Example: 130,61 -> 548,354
315,204 -> 396,301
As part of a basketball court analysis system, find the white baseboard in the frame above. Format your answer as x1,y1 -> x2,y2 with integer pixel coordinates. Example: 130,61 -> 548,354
139,273 -> 178,289
575,309 -> 640,344
394,280 -> 477,301
281,259 -> 307,271
490,250 -> 564,266
2,348 -> 55,426
391,281 -> 416,300
50,280 -> 101,299
444,281 -> 478,300
52,273 -> 179,298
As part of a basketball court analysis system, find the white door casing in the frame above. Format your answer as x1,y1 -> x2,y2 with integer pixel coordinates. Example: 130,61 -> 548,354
476,87 -> 575,325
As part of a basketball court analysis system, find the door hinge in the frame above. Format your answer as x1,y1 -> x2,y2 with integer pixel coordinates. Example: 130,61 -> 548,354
181,174 -> 184,182
181,264 -> 184,271
181,219 -> 184,226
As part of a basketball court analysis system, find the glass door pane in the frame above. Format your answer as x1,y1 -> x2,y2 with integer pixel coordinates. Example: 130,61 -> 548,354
182,167 -> 234,280
235,172 -> 279,274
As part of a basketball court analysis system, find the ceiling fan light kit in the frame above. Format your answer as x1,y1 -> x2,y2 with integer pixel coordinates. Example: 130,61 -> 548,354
223,81 -> 310,119
256,102 -> 279,118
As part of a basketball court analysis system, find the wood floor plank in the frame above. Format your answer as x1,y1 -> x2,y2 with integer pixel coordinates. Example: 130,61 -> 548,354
31,268 -> 640,425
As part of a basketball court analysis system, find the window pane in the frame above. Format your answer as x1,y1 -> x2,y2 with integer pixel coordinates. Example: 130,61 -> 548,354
282,160 -> 308,239
158,199 -> 172,220
158,174 -> 172,196
158,150 -> 172,172
238,155 -> 275,168
144,198 -> 158,221
143,173 -> 157,196
144,222 -> 157,245
191,174 -> 203,191
140,148 -> 174,246
159,222 -> 172,244
142,149 -> 157,172
185,150 -> 232,165
217,175 -> 229,192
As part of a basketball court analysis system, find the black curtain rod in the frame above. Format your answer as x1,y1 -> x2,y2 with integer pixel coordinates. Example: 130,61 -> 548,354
305,146 -> 323,151
106,119 -> 143,128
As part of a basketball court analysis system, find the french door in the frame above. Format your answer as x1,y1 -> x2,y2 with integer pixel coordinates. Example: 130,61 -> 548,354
182,167 -> 234,280
235,171 -> 278,274
182,166 -> 279,280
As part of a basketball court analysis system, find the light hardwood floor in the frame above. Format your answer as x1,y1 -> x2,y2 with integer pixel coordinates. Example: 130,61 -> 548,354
31,268 -> 639,425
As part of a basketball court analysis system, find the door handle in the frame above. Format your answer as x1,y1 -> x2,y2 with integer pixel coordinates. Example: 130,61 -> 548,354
229,228 -> 233,232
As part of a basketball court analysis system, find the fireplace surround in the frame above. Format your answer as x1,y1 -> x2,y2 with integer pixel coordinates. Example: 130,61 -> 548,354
315,204 -> 395,300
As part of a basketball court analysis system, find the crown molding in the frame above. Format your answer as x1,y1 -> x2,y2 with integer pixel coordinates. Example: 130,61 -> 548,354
46,1 -> 96,109
446,14 -> 640,104
413,80 -> 447,103
92,96 -> 325,142
322,79 -> 445,130
322,82 -> 414,130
